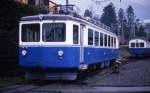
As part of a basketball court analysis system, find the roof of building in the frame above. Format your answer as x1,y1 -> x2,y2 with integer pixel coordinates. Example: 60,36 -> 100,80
49,1 -> 58,5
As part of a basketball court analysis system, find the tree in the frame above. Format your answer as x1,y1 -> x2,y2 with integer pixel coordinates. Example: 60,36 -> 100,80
136,25 -> 146,37
126,5 -> 135,38
118,8 -> 127,44
84,9 -> 93,18
100,3 -> 117,27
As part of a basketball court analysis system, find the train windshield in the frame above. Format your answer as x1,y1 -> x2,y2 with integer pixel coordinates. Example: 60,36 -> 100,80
42,23 -> 66,42
21,24 -> 40,42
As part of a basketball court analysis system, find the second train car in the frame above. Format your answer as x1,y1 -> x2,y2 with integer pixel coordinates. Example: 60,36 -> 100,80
129,38 -> 150,57
19,14 -> 119,80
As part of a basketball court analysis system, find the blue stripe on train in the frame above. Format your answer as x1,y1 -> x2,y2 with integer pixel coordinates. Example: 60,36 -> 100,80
19,47 -> 118,69
129,48 -> 150,55
84,47 -> 118,65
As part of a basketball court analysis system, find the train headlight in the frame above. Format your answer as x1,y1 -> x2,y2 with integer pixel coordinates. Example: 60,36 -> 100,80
58,50 -> 64,56
22,50 -> 27,56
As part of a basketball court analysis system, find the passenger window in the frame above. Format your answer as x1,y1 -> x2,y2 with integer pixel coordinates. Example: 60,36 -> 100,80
111,37 -> 113,47
131,43 -> 135,47
100,33 -> 103,46
104,34 -> 107,47
114,38 -> 116,48
88,29 -> 93,45
140,43 -> 144,47
108,36 -> 111,47
73,25 -> 79,44
95,31 -> 99,46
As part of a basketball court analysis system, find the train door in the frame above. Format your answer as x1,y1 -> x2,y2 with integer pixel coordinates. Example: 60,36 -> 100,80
80,24 -> 85,64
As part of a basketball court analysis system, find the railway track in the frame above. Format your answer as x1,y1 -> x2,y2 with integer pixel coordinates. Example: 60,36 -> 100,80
1,82 -> 150,93
1,58 -> 150,93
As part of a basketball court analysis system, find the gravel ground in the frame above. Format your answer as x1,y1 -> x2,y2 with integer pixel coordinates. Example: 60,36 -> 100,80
84,58 -> 150,86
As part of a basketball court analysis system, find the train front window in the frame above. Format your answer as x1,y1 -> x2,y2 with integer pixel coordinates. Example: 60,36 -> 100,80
140,43 -> 144,47
42,23 -> 66,42
136,42 -> 139,47
131,43 -> 135,47
21,24 -> 40,42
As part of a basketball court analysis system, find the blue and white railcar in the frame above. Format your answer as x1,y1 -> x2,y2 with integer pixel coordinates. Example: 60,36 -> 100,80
19,14 -> 119,80
129,38 -> 150,56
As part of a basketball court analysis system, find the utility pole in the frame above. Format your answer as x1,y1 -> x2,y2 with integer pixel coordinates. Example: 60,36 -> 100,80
66,0 -> 69,13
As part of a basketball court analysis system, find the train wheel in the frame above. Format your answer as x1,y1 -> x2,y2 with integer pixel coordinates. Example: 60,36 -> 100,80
110,59 -> 115,67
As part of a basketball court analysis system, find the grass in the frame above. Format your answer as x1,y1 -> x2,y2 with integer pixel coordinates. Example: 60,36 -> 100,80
119,45 -> 132,61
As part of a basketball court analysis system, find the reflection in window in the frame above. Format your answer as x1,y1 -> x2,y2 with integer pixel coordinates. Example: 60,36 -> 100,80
95,31 -> 99,46
73,25 -> 79,44
42,23 -> 66,42
88,29 -> 93,45
22,24 -> 40,42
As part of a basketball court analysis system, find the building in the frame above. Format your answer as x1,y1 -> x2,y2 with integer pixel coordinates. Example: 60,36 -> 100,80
14,0 -> 28,4
14,0 -> 58,14
49,1 -> 58,14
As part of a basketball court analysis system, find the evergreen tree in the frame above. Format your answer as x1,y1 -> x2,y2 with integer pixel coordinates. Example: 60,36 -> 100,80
100,3 -> 117,27
126,5 -> 135,38
118,8 -> 128,44
84,9 -> 93,18
137,25 -> 146,37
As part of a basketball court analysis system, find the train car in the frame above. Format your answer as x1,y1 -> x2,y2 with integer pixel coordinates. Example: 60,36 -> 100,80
19,13 -> 119,80
129,38 -> 150,57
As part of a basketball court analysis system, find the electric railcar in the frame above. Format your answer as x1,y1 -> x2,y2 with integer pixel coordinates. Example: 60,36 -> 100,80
129,38 -> 150,56
19,14 -> 119,80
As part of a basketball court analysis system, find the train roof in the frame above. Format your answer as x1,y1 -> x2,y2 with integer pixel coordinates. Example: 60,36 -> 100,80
21,14 -> 116,36
129,37 -> 149,41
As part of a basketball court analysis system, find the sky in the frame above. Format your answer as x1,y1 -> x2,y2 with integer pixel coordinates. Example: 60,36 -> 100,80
51,0 -> 150,21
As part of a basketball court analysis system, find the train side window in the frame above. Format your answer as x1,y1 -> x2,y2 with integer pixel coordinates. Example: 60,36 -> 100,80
104,34 -> 107,47
131,43 -> 135,47
108,36 -> 111,47
140,43 -> 144,47
88,29 -> 93,45
73,25 -> 79,44
100,33 -> 103,46
136,42 -> 139,47
114,38 -> 116,48
111,37 -> 113,47
95,31 -> 99,46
